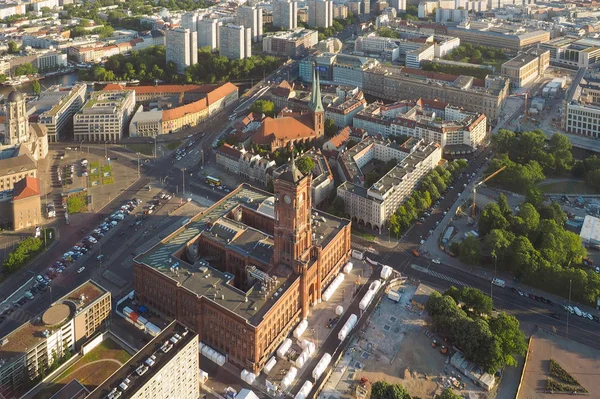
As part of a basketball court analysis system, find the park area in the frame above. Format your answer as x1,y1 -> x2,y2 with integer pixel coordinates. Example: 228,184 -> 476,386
36,338 -> 132,399
65,191 -> 89,215
88,162 -> 113,186
538,179 -> 596,195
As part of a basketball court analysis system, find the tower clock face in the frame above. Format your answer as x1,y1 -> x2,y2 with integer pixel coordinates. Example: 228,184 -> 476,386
284,195 -> 291,204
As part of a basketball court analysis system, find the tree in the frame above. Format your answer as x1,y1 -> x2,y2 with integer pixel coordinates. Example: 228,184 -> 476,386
537,202 -> 566,226
437,388 -> 462,399
525,187 -> 544,207
295,156 -> 315,175
444,286 -> 461,303
459,235 -> 480,265
478,203 -> 509,236
14,63 -> 37,76
324,118 -> 337,137
497,193 -> 512,220
515,203 -> 540,236
249,99 -> 275,117
371,381 -> 411,399
7,40 -> 19,54
483,229 -> 514,259
489,313 -> 527,367
460,287 -> 493,315
266,179 -> 274,193
31,80 -> 41,95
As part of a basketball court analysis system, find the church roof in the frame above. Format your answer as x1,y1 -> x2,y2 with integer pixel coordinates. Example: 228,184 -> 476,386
252,115 -> 318,146
13,176 -> 40,200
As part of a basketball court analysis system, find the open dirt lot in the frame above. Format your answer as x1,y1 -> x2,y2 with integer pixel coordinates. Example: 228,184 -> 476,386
358,330 -> 444,398
518,329 -> 600,399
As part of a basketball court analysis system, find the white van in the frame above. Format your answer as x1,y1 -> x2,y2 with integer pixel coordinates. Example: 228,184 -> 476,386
573,306 -> 583,317
492,278 -> 506,288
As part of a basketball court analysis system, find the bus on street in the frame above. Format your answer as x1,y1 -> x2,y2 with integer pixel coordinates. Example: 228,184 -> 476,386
206,176 -> 221,186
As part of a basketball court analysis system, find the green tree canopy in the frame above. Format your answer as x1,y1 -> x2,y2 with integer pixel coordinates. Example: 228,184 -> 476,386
324,118 -> 337,137
249,99 -> 275,117
479,203 -> 509,236
295,156 -> 315,175
7,40 -> 19,54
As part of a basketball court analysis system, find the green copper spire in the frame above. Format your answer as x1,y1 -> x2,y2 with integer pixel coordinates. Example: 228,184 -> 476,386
309,64 -> 324,114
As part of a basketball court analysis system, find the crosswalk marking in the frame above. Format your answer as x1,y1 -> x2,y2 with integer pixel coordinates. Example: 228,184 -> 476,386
410,264 -> 470,287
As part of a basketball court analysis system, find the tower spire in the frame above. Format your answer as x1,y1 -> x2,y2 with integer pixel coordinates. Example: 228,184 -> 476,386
309,64 -> 324,113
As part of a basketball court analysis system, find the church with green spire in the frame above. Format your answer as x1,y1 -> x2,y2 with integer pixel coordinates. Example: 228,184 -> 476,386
251,64 -> 326,151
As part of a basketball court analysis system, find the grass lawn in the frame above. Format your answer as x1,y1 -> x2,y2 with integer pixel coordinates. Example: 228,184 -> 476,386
100,164 -> 113,185
89,162 -> 100,187
123,143 -> 154,156
166,140 -> 182,150
65,192 -> 88,214
37,339 -> 131,399
539,180 -> 597,195
352,228 -> 377,242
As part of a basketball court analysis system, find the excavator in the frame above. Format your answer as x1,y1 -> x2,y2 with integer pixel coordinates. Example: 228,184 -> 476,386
468,166 -> 507,224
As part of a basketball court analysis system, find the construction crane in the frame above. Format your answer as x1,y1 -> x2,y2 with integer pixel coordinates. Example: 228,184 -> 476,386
471,166 -> 507,220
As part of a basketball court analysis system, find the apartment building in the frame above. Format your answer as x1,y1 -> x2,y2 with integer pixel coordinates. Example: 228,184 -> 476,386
308,0 -> 333,28
353,98 -> 487,151
35,83 -> 87,142
333,3 -> 349,19
262,29 -> 319,57
34,52 -> 67,71
237,5 -> 263,43
272,149 -> 334,206
362,65 -> 509,121
435,8 -> 469,23
273,0 -> 298,30
337,138 -> 441,230
501,48 -> 550,88
198,18 -> 221,50
74,91 -> 136,142
326,91 -> 367,127
354,34 -> 401,62
0,281 -> 111,398
166,28 -> 198,73
219,24 -> 252,60
87,322 -> 199,399
540,37 -> 600,70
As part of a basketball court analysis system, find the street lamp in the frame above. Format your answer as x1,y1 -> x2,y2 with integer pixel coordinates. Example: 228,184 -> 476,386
137,152 -> 141,178
566,279 -> 572,339
312,328 -> 318,347
181,168 -> 186,195
104,141 -> 108,159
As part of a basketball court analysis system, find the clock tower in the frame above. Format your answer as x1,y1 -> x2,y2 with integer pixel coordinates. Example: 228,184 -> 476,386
273,156 -> 313,271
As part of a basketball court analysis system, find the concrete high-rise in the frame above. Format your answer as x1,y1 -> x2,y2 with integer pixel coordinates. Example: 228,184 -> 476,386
181,12 -> 198,32
273,0 -> 298,30
219,24 -> 252,60
236,5 -> 263,43
198,18 -> 221,50
308,0 -> 333,28
166,28 -> 198,73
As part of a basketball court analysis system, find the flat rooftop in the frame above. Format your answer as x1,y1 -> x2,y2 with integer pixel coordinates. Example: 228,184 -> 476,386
87,321 -> 196,399
0,281 -> 109,366
135,183 -> 349,325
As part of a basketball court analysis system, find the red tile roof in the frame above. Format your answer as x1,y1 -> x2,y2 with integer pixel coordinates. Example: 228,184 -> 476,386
216,143 -> 242,159
206,82 -> 238,105
162,99 -> 208,121
328,127 -> 351,149
13,176 -> 40,201
252,115 -> 317,146
417,98 -> 448,110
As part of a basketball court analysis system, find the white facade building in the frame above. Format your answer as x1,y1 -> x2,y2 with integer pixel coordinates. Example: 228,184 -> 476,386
74,91 -> 136,142
273,0 -> 298,30
337,138 -> 442,230
308,0 -> 333,28
219,24 -> 252,60
237,5 -> 263,43
36,83 -> 87,142
166,28 -> 198,73
198,18 -> 221,50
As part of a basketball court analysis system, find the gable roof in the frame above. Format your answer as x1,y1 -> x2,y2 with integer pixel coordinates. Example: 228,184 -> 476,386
328,126 -> 351,149
162,99 -> 208,121
13,176 -> 40,200
252,115 -> 317,146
